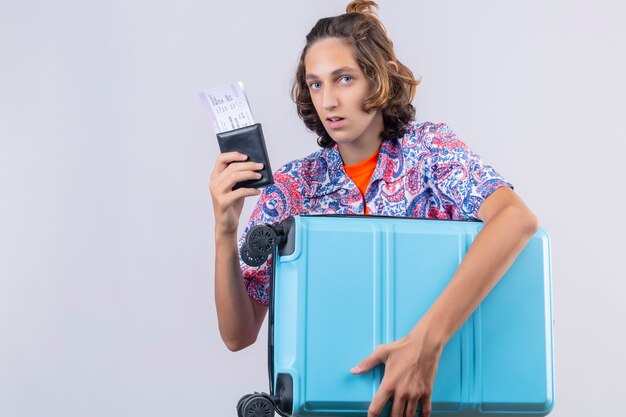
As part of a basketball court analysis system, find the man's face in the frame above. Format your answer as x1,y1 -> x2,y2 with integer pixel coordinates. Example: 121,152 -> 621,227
304,37 -> 381,148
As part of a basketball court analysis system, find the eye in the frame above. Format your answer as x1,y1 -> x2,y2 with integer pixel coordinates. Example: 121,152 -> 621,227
309,81 -> 321,90
339,75 -> 353,84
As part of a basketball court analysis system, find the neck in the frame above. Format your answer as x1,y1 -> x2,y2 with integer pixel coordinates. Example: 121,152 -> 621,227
337,111 -> 384,165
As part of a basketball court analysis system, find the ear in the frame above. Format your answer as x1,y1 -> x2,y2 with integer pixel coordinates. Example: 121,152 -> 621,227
387,60 -> 399,72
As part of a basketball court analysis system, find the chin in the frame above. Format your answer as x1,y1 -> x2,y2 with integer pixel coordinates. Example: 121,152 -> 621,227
329,135 -> 354,145
327,129 -> 353,143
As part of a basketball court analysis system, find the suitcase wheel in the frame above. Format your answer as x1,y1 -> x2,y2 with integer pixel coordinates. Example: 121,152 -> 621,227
240,245 -> 267,267
241,393 -> 275,417
246,225 -> 277,257
236,394 -> 254,417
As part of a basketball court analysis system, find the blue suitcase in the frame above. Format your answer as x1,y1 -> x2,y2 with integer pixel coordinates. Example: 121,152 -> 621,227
237,215 -> 554,417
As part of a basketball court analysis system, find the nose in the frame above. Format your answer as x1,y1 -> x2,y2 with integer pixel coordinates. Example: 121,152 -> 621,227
322,85 -> 338,111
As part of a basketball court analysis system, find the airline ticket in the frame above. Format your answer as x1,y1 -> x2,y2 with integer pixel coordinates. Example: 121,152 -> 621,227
199,81 -> 255,134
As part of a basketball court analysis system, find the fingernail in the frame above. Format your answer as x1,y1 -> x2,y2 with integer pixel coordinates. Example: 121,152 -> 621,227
351,366 -> 361,373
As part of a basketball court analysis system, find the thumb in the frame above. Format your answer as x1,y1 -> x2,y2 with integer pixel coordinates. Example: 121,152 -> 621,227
351,347 -> 386,374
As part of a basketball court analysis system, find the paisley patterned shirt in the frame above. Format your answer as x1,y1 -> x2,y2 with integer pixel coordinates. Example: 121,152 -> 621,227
239,121 -> 513,306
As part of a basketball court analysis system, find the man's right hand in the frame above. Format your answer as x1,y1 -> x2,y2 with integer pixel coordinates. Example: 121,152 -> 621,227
209,152 -> 263,235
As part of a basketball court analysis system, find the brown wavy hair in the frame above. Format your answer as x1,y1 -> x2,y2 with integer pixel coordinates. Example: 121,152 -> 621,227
291,0 -> 420,148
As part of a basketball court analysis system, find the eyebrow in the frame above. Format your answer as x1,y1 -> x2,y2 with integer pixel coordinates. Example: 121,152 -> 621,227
305,66 -> 358,81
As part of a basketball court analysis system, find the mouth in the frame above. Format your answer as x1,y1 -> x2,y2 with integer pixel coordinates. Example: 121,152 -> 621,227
326,116 -> 346,129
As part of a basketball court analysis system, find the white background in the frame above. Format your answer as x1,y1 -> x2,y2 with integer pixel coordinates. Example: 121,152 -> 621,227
1,1 -> 624,416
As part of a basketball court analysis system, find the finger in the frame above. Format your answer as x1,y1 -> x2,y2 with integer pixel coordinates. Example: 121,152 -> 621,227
213,187 -> 261,216
212,160 -> 261,183
217,187 -> 262,211
213,152 -> 249,174
352,346 -> 387,374
404,396 -> 419,417
223,161 -> 264,173
368,386 -> 391,417
222,187 -> 262,204
213,161 -> 264,186
217,151 -> 248,165
391,395 -> 406,417
215,170 -> 263,195
418,395 -> 432,417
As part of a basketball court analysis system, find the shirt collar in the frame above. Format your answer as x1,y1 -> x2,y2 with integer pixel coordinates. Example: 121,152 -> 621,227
305,145 -> 350,198
371,133 -> 406,184
305,127 -> 410,198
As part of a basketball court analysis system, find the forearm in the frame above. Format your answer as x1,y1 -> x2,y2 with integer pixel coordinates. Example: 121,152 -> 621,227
410,205 -> 539,349
214,230 -> 258,351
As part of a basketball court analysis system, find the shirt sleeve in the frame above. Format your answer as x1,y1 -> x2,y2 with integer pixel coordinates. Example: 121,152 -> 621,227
423,123 -> 514,221
238,168 -> 300,306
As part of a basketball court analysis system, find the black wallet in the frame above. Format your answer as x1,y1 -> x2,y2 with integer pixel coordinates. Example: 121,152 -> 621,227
216,123 -> 274,190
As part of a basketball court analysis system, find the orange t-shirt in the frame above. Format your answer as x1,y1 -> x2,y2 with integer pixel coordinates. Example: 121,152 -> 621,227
343,150 -> 380,214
